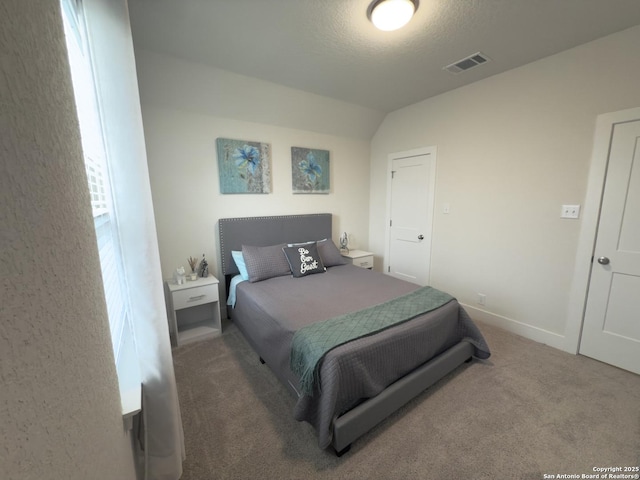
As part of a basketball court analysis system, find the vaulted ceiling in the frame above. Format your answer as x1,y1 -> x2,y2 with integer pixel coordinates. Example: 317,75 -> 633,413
128,0 -> 640,113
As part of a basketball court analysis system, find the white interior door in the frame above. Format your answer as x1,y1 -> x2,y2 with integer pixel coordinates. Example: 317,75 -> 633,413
579,119 -> 640,374
386,148 -> 436,285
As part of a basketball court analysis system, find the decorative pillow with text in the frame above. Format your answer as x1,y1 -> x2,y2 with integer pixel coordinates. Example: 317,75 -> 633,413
287,238 -> 347,267
282,243 -> 326,278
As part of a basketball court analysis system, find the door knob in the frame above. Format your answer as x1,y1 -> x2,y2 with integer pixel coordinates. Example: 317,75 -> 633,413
597,256 -> 610,265
418,235 -> 424,240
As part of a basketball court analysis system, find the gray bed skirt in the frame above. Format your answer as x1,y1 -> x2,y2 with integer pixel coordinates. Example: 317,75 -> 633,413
331,341 -> 474,454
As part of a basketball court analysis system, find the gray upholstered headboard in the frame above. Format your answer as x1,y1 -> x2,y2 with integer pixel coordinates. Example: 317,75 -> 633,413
218,213 -> 333,277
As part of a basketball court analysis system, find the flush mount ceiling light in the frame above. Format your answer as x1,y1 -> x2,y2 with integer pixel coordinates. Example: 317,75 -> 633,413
367,0 -> 419,32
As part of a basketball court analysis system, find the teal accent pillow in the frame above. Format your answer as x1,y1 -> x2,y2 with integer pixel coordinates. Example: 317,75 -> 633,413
231,250 -> 249,281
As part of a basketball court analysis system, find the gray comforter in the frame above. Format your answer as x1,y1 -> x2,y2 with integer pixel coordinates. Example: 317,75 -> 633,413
231,264 -> 491,449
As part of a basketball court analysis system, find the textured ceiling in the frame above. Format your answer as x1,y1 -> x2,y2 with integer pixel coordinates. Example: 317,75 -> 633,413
128,0 -> 640,113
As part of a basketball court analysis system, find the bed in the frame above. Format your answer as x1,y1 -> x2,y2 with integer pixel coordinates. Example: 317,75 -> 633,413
218,213 -> 490,455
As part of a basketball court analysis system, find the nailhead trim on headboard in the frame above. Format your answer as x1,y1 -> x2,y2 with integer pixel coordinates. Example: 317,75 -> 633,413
218,213 -> 333,276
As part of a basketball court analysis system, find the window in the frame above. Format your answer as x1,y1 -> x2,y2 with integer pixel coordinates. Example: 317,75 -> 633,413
61,0 -> 130,364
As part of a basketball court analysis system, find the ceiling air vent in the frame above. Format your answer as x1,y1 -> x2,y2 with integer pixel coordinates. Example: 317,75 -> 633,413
444,52 -> 490,74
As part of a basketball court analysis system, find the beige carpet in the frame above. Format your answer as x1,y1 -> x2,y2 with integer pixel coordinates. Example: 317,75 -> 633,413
171,319 -> 640,480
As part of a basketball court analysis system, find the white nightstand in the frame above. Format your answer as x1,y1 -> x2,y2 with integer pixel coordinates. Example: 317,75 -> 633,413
165,275 -> 221,347
342,249 -> 374,269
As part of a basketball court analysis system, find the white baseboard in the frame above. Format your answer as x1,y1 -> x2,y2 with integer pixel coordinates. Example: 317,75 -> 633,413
461,303 -> 569,352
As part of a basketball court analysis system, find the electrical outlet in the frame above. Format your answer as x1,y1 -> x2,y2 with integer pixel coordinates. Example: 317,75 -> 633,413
561,204 -> 580,219
477,293 -> 486,306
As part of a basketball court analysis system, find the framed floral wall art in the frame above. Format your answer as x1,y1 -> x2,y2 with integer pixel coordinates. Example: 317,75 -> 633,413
216,138 -> 272,194
291,147 -> 330,194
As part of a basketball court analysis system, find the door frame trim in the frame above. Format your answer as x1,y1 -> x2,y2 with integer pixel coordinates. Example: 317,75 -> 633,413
565,106 -> 640,353
384,146 -> 437,284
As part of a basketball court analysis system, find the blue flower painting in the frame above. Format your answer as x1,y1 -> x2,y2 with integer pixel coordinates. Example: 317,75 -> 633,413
216,138 -> 271,194
291,147 -> 330,194
233,144 -> 260,175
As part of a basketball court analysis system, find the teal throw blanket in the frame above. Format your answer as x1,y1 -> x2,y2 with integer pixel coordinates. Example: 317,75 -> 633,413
290,286 -> 454,396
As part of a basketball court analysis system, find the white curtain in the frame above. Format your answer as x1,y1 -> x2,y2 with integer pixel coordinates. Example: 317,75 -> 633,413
82,0 -> 185,478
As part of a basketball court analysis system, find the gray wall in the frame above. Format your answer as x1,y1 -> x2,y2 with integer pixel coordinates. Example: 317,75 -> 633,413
0,1 -> 138,479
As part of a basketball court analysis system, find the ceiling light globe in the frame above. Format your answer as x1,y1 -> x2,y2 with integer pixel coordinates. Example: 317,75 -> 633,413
370,0 -> 417,32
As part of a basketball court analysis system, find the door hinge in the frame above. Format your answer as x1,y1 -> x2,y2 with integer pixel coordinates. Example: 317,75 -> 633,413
391,170 -> 396,179
390,219 -> 392,227
388,266 -> 391,273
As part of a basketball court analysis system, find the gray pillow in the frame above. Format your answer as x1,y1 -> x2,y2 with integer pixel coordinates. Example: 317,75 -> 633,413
241,243 -> 291,283
282,242 -> 326,278
287,238 -> 347,267
317,238 -> 347,267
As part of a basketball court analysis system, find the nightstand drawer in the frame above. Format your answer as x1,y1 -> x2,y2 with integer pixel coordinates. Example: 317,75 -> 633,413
172,283 -> 218,310
352,255 -> 374,269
